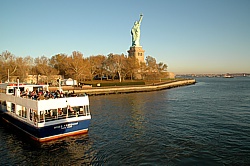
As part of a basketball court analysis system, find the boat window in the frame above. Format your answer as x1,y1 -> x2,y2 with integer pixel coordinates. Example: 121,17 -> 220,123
62,107 -> 67,114
68,106 -> 76,117
79,106 -> 85,116
44,109 -> 58,122
33,86 -> 44,93
74,106 -> 80,112
2,101 -> 6,106
13,87 -> 24,93
29,109 -> 33,121
85,105 -> 90,116
6,102 -> 11,111
52,109 -> 57,118
39,111 -> 45,123
34,111 -> 38,125
11,103 -> 15,113
56,108 -> 67,119
58,108 -> 63,115
45,110 -> 51,121
8,88 -> 14,94
22,107 -> 27,118
17,106 -> 22,116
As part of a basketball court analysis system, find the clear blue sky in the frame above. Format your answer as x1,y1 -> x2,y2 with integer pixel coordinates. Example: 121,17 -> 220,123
1,0 -> 250,74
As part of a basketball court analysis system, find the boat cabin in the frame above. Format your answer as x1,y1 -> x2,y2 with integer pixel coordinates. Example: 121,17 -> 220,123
0,83 -> 90,127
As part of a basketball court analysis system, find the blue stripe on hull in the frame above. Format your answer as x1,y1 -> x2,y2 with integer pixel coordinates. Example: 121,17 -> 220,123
1,113 -> 90,141
38,120 -> 90,138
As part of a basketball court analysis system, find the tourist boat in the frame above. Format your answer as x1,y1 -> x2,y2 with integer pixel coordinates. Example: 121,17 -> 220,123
223,75 -> 234,78
0,80 -> 91,142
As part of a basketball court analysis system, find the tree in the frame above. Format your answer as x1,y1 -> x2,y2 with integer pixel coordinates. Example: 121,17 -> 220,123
139,61 -> 147,80
106,53 -> 126,82
34,56 -> 58,84
15,56 -> 33,82
114,54 -> 126,82
65,51 -> 90,85
81,58 -> 92,81
87,55 -> 106,81
145,56 -> 168,81
50,53 -> 68,77
124,56 -> 140,80
0,51 -> 17,82
145,56 -> 158,80
0,50 -> 168,83
157,62 -> 168,80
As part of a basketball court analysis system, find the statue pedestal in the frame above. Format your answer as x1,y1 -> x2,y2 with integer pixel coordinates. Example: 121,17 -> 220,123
127,46 -> 145,64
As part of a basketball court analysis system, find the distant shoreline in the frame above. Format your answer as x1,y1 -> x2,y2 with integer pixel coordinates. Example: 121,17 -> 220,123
60,79 -> 196,96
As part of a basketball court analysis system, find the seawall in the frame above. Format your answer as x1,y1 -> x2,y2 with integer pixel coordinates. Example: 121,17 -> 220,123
69,79 -> 196,96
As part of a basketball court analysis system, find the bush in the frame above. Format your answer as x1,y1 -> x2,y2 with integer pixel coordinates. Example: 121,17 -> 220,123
83,81 -> 145,87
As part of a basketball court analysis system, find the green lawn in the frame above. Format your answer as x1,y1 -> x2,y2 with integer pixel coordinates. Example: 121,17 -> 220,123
80,78 -> 185,87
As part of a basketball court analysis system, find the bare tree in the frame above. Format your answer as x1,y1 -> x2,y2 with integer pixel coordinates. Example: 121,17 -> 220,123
157,62 -> 168,80
87,55 -> 106,81
139,61 -> 147,80
15,56 -> 33,82
65,51 -> 90,85
0,50 -> 168,83
50,53 -> 68,77
124,56 -> 140,80
34,56 -> 58,84
145,56 -> 158,80
0,51 -> 17,82
106,53 -> 126,82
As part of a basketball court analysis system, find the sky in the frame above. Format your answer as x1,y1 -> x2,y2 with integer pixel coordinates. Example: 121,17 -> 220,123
1,0 -> 250,74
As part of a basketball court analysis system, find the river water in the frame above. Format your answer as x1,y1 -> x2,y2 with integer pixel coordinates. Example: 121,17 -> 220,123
0,77 -> 250,165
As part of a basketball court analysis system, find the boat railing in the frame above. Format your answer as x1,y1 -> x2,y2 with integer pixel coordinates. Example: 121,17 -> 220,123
42,110 -> 89,123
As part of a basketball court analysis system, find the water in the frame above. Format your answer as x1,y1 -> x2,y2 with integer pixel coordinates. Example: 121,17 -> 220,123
1,77 -> 250,165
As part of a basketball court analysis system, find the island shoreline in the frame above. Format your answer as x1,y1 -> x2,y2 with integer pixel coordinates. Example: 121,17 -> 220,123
60,79 -> 196,96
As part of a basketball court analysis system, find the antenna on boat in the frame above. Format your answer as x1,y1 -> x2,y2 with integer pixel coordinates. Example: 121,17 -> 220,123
58,78 -> 62,92
16,77 -> 20,97
7,69 -> 9,83
17,77 -> 19,89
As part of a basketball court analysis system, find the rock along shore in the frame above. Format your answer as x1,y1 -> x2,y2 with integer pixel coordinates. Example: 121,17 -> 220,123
67,79 -> 196,96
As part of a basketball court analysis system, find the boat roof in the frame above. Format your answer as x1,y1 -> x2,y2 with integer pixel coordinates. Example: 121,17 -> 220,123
0,83 -> 48,89
0,93 -> 89,111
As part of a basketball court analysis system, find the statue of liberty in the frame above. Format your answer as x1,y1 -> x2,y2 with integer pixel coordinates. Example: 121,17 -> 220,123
131,14 -> 143,47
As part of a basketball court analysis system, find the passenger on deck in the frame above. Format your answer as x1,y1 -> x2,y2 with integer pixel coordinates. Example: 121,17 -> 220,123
58,108 -> 62,115
37,93 -> 45,100
30,90 -> 38,100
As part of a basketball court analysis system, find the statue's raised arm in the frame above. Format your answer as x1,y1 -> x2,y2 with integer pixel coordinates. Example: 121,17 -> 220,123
131,14 -> 143,47
138,14 -> 143,25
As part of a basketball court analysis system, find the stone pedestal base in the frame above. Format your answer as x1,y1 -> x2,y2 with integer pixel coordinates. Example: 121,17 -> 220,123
127,46 -> 145,64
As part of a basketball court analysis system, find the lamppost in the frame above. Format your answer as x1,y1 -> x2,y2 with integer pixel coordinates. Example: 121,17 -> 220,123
7,69 -> 10,83
37,74 -> 40,84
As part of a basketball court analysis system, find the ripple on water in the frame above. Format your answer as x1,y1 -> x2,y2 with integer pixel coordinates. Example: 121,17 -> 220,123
1,77 -> 250,165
